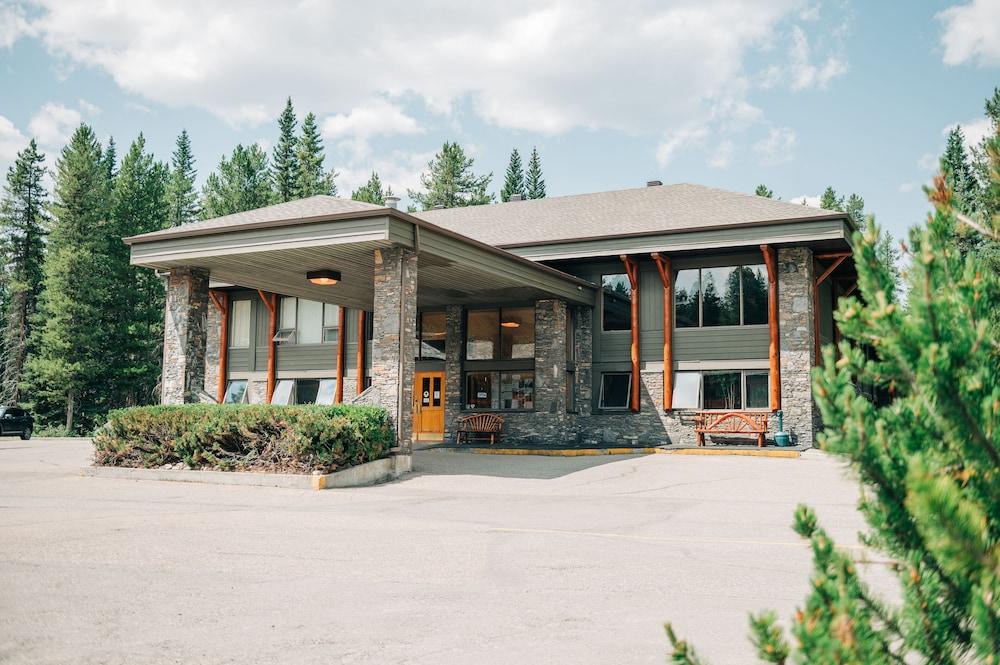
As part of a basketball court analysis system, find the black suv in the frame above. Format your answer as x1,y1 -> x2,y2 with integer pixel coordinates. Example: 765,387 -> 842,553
0,406 -> 33,440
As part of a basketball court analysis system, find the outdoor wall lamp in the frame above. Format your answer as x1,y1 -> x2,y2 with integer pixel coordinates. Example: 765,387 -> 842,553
306,269 -> 341,285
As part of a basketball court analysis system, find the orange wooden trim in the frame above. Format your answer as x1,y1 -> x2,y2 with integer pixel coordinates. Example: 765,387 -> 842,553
760,245 -> 781,412
335,306 -> 346,403
257,290 -> 277,402
815,251 -> 851,260
209,290 -> 229,404
651,252 -> 673,411
356,310 -> 367,396
843,281 -> 858,297
816,253 -> 848,286
620,254 -> 641,413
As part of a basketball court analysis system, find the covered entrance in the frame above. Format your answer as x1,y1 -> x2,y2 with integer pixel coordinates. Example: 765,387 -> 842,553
413,371 -> 445,441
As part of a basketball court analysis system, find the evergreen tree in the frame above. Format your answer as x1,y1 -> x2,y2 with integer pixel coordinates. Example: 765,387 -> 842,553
844,193 -> 866,229
819,185 -> 843,212
0,140 -> 48,404
500,148 -> 525,202
941,125 -> 979,216
165,129 -> 199,226
667,125 -> 1000,665
350,172 -> 393,205
102,136 -> 117,181
754,184 -> 773,198
105,134 -> 169,409
525,147 -> 546,200
294,112 -> 336,198
22,125 -> 112,433
408,142 -> 493,210
272,98 -> 299,202
200,144 -> 275,219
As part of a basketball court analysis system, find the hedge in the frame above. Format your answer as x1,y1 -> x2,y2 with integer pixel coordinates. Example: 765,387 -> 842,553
92,404 -> 395,474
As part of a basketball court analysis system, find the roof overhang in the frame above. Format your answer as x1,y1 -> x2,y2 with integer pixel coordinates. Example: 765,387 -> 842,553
126,210 -> 597,309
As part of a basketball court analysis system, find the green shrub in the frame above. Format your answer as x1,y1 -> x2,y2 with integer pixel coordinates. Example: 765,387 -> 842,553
92,404 -> 395,474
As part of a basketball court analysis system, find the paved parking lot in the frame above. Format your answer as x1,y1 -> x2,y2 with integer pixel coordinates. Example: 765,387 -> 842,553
0,438 -> 886,664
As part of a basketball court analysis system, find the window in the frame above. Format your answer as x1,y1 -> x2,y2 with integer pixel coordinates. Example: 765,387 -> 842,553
296,379 -> 320,404
271,379 -> 294,405
602,274 -> 631,330
599,372 -> 631,409
297,299 -> 323,344
418,311 -> 446,360
465,307 -> 535,360
670,370 -> 770,410
315,379 -> 337,405
500,371 -> 534,410
465,372 -> 495,409
223,380 -> 248,404
230,300 -> 251,348
323,304 -> 340,343
674,264 -> 768,328
275,297 -> 297,342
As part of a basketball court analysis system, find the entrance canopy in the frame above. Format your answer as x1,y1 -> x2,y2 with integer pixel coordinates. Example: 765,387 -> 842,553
125,196 -> 597,309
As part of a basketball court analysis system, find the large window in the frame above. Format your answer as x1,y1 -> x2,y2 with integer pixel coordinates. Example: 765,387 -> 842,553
230,300 -> 251,348
223,380 -> 248,403
268,378 -> 337,404
671,370 -> 770,410
417,312 -> 446,360
599,372 -> 631,409
602,274 -> 632,331
675,264 -> 767,327
465,307 -> 535,360
275,297 -> 339,344
464,371 -> 535,411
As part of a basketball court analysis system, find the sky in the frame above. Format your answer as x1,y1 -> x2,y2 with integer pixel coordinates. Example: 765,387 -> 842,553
0,0 -> 998,242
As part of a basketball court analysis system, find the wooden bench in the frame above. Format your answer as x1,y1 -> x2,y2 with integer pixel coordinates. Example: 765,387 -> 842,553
456,413 -> 505,445
694,411 -> 769,448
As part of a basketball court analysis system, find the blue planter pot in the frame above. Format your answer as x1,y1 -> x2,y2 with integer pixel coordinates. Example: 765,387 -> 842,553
774,432 -> 791,447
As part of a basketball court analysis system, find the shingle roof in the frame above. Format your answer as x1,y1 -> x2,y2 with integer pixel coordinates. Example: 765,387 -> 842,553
130,195 -> 384,242
412,183 -> 845,247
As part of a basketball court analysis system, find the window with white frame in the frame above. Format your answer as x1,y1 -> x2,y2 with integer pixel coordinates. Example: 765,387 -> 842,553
322,304 -> 340,342
223,380 -> 248,403
671,370 -> 770,410
229,300 -> 251,348
274,297 -> 337,344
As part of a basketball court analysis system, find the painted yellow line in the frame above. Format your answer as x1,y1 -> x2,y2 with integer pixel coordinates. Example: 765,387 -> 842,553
465,447 -> 799,458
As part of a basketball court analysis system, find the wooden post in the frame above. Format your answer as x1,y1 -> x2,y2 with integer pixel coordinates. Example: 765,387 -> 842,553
620,255 -> 641,413
650,253 -> 672,411
257,290 -> 277,403
356,309 -> 367,396
760,245 -> 781,412
209,290 -> 230,404
335,306 -> 347,403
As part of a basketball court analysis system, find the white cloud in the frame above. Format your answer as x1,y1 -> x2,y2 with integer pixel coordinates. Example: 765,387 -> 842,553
789,194 -> 820,207
708,140 -> 734,168
938,0 -> 1000,66
335,149 -> 435,203
656,125 -> 708,166
322,99 -> 421,160
943,117 -> 993,151
28,102 -> 81,148
24,0 -> 808,150
0,115 -> 29,163
753,127 -> 796,165
787,26 -> 847,90
898,182 -> 917,193
0,4 -> 31,48
77,98 -> 101,116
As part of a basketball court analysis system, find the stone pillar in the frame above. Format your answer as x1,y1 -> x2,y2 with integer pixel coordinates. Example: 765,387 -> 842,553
535,299 -> 569,416
204,297 -> 222,397
161,267 -> 210,404
777,247 -> 817,446
443,304 -> 464,443
573,304 -> 593,416
371,247 -> 418,452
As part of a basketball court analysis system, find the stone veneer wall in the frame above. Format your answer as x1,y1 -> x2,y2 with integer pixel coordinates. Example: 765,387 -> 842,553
371,247 -> 418,450
204,295 -> 221,398
443,305 -> 464,443
777,246 -> 818,446
161,268 -> 209,404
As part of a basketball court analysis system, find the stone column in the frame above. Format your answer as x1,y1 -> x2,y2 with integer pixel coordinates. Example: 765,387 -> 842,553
161,267 -> 210,404
443,304 -> 464,443
535,299 -> 569,416
371,247 -> 418,452
573,304 -> 593,416
204,296 -> 222,397
777,247 -> 818,446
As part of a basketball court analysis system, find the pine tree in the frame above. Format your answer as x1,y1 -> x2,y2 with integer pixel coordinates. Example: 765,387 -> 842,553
754,184 -> 773,198
102,136 -> 117,181
844,193 -> 866,229
819,185 -> 843,212
408,142 -> 493,210
166,129 -> 199,226
0,140 -> 48,404
525,147 -> 546,200
200,144 -> 275,219
294,112 -> 336,198
941,126 -> 979,216
351,172 -> 393,205
22,125 -> 112,433
105,134 -> 169,409
667,123 -> 1000,664
272,98 -> 298,202
500,148 -> 525,202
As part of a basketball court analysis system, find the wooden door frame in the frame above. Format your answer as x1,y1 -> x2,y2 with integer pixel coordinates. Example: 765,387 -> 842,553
413,370 -> 446,441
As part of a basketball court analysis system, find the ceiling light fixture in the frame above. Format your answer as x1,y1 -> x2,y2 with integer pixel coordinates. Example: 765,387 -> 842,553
307,269 -> 341,285
501,320 -> 520,328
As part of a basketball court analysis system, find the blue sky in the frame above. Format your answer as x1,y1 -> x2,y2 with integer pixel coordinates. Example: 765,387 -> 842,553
1,0 -> 998,241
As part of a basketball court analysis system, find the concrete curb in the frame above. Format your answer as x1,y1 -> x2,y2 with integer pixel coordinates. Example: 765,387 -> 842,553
81,454 -> 412,490
457,447 -> 802,459
654,448 -> 801,458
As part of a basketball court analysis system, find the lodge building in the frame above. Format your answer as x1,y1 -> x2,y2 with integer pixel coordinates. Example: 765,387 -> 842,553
125,182 -> 855,450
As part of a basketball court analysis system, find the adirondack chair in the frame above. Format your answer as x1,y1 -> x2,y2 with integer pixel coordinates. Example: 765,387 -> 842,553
456,413 -> 505,445
694,411 -> 769,448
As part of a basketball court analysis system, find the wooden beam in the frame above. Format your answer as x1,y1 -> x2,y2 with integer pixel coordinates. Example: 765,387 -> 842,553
356,309 -> 367,396
760,245 -> 781,412
335,306 -> 347,403
257,290 -> 277,403
650,252 -> 673,411
812,258 -> 822,367
814,251 -> 851,260
816,253 -> 849,286
620,255 -> 641,413
843,281 -> 858,297
208,290 -> 229,404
